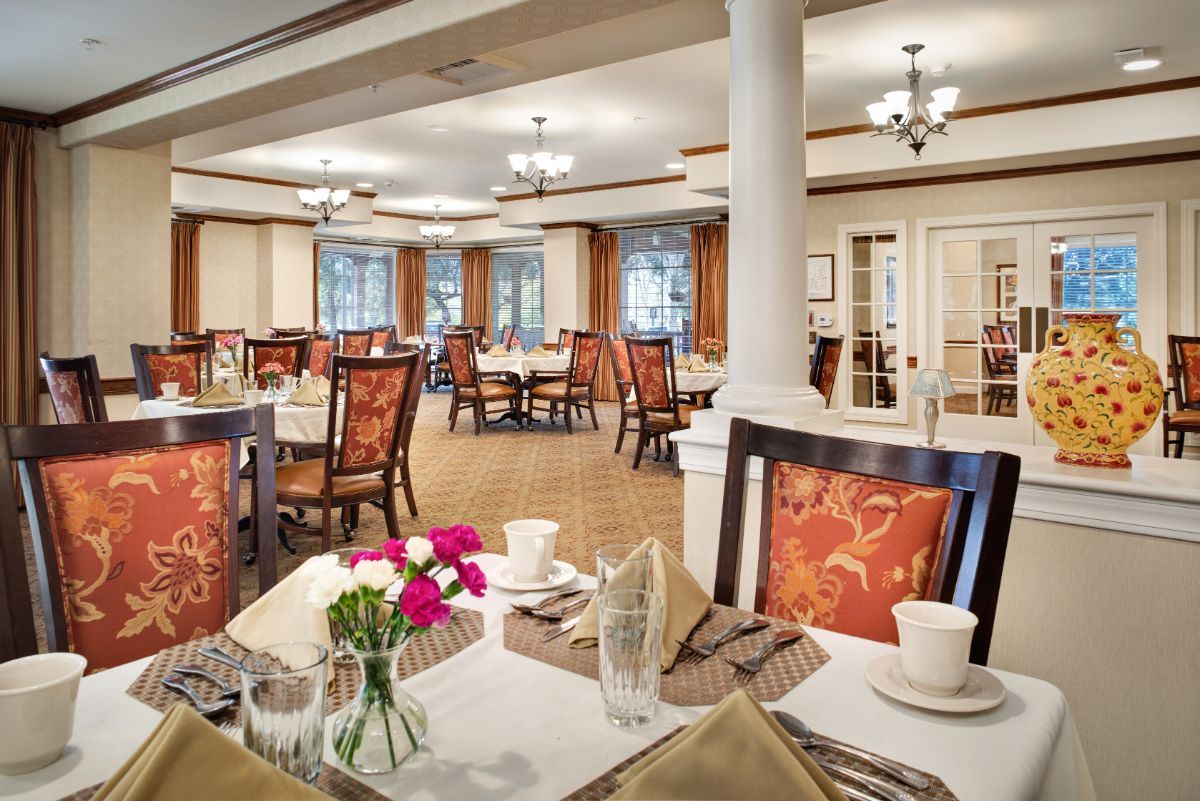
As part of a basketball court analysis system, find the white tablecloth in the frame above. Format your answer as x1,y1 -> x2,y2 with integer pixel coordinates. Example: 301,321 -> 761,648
475,353 -> 571,379
8,553 -> 1092,801
674,368 -> 727,395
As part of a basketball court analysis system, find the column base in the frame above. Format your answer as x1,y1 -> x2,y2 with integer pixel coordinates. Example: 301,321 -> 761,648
710,381 -> 828,425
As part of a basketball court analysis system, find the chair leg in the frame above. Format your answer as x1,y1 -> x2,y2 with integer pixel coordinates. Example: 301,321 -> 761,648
1175,429 -> 1185,458
321,505 -> 332,553
449,393 -> 460,431
565,400 -> 574,434
474,399 -> 483,435
632,427 -> 647,470
588,398 -> 599,430
400,462 -> 418,517
382,488 -> 401,540
576,403 -> 583,420
615,416 -> 627,453
653,434 -> 662,459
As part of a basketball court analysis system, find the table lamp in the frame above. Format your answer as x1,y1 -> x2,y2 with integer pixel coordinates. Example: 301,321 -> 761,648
909,369 -> 956,449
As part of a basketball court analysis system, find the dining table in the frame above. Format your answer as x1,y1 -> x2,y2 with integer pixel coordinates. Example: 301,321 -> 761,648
7,553 -> 1094,801
475,352 -> 572,380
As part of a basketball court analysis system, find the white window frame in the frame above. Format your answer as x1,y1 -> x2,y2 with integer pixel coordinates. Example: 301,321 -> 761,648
837,220 -> 909,423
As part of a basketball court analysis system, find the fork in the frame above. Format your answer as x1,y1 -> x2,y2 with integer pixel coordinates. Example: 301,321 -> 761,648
723,629 -> 804,675
812,756 -> 918,801
508,587 -> 584,615
173,664 -> 240,699
677,617 -> 770,660
511,595 -> 592,621
161,675 -> 236,718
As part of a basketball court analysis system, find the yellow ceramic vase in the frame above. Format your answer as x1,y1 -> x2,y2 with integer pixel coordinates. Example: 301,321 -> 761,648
1025,313 -> 1163,468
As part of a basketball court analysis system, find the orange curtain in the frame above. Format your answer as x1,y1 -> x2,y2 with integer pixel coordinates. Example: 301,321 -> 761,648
461,248 -> 492,339
170,220 -> 201,331
589,230 -> 620,401
0,123 -> 38,430
690,222 -> 728,352
394,247 -> 426,339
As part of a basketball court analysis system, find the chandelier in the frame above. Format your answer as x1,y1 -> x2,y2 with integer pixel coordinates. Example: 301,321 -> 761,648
507,116 -> 574,201
419,205 -> 455,248
865,44 -> 960,160
296,159 -> 350,223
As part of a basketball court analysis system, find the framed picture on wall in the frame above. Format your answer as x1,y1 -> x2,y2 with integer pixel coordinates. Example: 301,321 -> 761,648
807,254 -> 835,301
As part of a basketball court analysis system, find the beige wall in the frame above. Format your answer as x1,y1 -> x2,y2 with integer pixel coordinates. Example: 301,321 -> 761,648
198,221 -> 258,333
34,131 -> 73,359
255,223 -> 314,333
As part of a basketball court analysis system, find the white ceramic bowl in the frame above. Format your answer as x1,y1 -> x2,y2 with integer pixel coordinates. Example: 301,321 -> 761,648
0,653 -> 87,775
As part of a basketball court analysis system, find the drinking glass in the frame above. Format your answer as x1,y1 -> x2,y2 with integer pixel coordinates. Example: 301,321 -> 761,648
598,590 -> 663,729
595,544 -> 654,595
327,548 -> 370,662
241,642 -> 328,785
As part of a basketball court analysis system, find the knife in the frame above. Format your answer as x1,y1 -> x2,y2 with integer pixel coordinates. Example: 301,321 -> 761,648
540,616 -> 580,643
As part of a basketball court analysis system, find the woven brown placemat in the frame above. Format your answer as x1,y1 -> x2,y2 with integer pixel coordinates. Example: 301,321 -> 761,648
54,761 -> 391,801
560,725 -> 960,801
503,603 -> 830,706
126,608 -> 483,728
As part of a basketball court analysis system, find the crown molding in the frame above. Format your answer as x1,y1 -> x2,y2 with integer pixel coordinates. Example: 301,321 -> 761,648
539,222 -> 599,230
175,212 -> 316,227
680,74 -> 1200,155
53,0 -> 414,126
496,173 -> 686,203
372,210 -> 499,222
172,166 -> 377,198
0,105 -> 54,129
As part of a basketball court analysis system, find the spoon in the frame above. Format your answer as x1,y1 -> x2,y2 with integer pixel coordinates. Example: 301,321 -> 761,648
173,663 -> 240,699
772,710 -> 931,791
161,675 -> 236,718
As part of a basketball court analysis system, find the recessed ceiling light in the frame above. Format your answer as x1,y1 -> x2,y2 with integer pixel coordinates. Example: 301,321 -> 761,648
428,125 -> 450,132
355,182 -> 374,188
490,186 -> 507,192
804,53 -> 832,65
433,194 -> 448,199
1114,47 -> 1162,71
665,162 -> 685,170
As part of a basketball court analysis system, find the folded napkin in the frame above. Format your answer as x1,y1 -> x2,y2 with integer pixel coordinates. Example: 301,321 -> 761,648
405,335 -> 423,344
287,380 -> 325,407
487,345 -> 508,357
90,704 -> 329,801
569,537 -> 710,671
688,354 -> 710,373
674,354 -> 691,369
191,381 -> 243,407
526,346 -> 551,358
314,375 -> 332,398
610,690 -> 845,801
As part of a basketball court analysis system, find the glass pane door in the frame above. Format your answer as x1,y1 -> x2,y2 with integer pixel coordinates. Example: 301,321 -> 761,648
847,233 -> 902,418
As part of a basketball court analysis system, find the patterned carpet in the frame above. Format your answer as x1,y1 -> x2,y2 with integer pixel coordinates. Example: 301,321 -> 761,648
18,392 -> 684,648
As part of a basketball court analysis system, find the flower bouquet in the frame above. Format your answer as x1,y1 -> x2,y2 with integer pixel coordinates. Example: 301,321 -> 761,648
700,337 -> 725,369
315,321 -> 329,334
509,336 -> 522,353
306,527 -> 487,773
262,326 -> 276,338
258,361 -> 285,402
219,334 -> 243,370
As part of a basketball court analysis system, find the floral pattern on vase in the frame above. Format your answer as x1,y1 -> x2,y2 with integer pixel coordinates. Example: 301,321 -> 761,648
36,441 -> 232,672
47,372 -> 87,424
144,353 -> 201,397
341,366 -> 410,467
765,462 -> 953,645
1025,313 -> 1163,469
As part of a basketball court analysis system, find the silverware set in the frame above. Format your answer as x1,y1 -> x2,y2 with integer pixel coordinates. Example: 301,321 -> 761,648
509,587 -> 590,621
159,645 -> 246,719
673,616 -> 802,677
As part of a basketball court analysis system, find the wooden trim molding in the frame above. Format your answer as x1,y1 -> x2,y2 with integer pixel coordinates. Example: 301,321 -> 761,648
0,106 -> 54,129
539,222 -> 598,231
372,210 -> 499,222
172,166 -> 377,198
174,212 -> 316,227
54,0 -> 414,126
496,174 -> 686,203
39,377 -> 138,396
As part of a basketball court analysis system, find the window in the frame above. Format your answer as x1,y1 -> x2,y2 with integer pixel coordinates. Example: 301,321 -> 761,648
618,225 -> 693,353
491,248 -> 545,346
425,251 -> 462,340
1051,233 -> 1138,331
317,244 -> 395,330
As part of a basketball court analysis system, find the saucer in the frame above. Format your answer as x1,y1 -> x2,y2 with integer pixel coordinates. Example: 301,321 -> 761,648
487,560 -> 578,592
865,654 -> 1005,713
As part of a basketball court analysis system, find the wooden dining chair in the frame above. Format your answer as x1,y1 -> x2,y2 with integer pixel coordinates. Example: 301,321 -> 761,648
808,335 -> 844,409
626,337 -> 702,474
39,353 -> 108,424
267,326 -> 306,337
370,325 -> 396,353
857,331 -> 896,409
444,330 -> 522,434
1164,334 -> 1200,458
981,327 -> 1018,415
376,346 -> 426,518
447,324 -> 486,350
274,352 -> 421,550
715,417 -> 1021,664
338,328 -> 375,357
130,343 -> 212,401
243,336 -> 309,389
607,334 -> 639,453
306,332 -> 338,379
527,331 -> 605,434
499,325 -> 516,349
0,406 -> 277,670
556,327 -> 587,354
205,327 -> 245,341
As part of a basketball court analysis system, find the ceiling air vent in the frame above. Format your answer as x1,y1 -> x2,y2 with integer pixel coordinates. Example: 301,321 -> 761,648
423,55 -> 523,86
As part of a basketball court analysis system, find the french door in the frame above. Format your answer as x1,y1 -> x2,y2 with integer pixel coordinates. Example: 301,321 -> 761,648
928,214 -> 1158,446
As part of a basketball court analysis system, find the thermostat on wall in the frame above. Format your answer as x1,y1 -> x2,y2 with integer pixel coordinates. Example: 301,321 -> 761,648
816,315 -> 833,327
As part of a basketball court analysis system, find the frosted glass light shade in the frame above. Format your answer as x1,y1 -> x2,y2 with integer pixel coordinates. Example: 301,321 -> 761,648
313,186 -> 331,203
418,225 -> 432,237
866,102 -> 891,127
883,90 -> 912,121
910,369 -> 956,399
508,154 -> 528,173
531,150 -> 555,171
297,189 -> 317,205
331,188 -> 350,205
930,87 -> 960,111
555,154 -> 574,174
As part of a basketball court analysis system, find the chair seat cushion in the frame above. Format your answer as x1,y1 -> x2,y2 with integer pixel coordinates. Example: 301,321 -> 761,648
625,399 -> 640,412
530,381 -> 588,399
645,404 -> 702,427
276,458 -> 385,499
1169,409 -> 1200,424
459,381 -> 516,399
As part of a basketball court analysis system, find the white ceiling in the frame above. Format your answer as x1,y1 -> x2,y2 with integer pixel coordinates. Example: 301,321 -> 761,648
0,0 -> 339,113
181,0 -> 1200,214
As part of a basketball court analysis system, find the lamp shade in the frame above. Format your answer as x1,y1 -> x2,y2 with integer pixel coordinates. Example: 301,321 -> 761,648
909,368 -> 956,399
507,153 -> 528,173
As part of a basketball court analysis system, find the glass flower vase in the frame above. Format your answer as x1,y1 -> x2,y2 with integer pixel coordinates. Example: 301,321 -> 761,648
332,642 -> 427,774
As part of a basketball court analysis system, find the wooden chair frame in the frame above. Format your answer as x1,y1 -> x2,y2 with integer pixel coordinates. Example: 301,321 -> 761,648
606,334 -> 638,453
808,335 -> 844,409
38,353 -> 108,423
556,327 -> 587,354
0,406 -> 278,661
625,336 -> 697,474
1164,334 -> 1200,458
444,330 -> 522,435
370,325 -> 397,353
527,331 -> 605,435
130,342 -> 212,402
857,330 -> 897,409
499,324 -> 516,349
716,417 -> 1021,664
242,336 -> 310,388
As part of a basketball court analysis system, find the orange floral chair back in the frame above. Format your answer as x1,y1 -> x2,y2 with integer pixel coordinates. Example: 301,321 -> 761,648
341,331 -> 372,357
571,333 -> 604,386
370,329 -> 392,352
46,372 -> 87,424
33,441 -> 234,672
627,339 -> 672,409
249,339 -> 304,389
144,353 -> 202,397
308,337 -> 335,378
611,339 -> 633,384
1170,336 -> 1200,406
816,338 -> 843,407
338,360 -> 414,469
443,332 -> 475,387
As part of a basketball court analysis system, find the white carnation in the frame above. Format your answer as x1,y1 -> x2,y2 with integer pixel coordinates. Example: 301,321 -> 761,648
405,536 -> 434,566
306,565 -> 354,609
353,558 -> 399,592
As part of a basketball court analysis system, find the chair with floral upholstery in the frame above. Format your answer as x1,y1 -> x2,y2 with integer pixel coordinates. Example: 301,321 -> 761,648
626,337 -> 701,474
267,326 -> 306,337
527,331 -> 605,435
306,333 -> 337,379
243,336 -> 308,390
338,328 -> 375,358
204,327 -> 245,343
715,417 -> 1021,664
130,343 -> 212,402
39,353 -> 108,424
370,326 -> 396,353
607,334 -> 638,453
1164,334 -> 1200,458
444,330 -> 522,435
808,335 -> 844,409
273,352 -> 422,550
556,327 -> 587,354
0,405 -> 278,670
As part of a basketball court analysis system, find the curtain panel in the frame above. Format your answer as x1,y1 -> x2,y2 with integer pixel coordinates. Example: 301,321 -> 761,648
170,220 -> 201,332
461,248 -> 492,339
0,123 -> 38,430
588,230 -> 621,401
690,222 -> 728,351
394,247 -> 426,339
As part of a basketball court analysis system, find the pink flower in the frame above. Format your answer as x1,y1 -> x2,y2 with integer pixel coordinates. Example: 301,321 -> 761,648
1061,348 -> 1074,358
1131,421 -> 1147,433
382,538 -> 407,569
1072,415 -> 1088,430
453,560 -> 487,597
429,524 -> 482,563
350,550 -> 384,568
263,327 -> 276,337
1143,401 -> 1158,416
1073,373 -> 1088,385
1042,421 -> 1056,431
1112,356 -> 1128,368
1045,376 -> 1060,388
1094,383 -> 1109,396
1083,345 -> 1098,358
1096,434 -> 1112,445
259,361 -> 286,376
1056,393 -> 1073,408
1127,379 -> 1143,394
400,574 -> 451,628
1112,401 -> 1125,415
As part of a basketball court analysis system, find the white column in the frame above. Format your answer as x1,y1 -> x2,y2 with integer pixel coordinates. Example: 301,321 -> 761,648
542,225 -> 592,339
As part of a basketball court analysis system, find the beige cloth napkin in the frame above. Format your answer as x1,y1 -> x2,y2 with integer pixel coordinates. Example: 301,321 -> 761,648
674,354 -> 691,369
569,537 -> 710,671
688,354 -> 710,373
314,375 -> 332,398
191,381 -> 243,407
487,345 -> 508,357
287,380 -> 325,406
90,704 -> 329,801
610,690 -> 846,801
405,335 -> 423,343
527,346 -> 551,357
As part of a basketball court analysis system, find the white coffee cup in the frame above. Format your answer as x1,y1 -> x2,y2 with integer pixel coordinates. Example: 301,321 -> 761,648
0,652 -> 87,775
160,382 -> 180,400
892,600 -> 978,697
504,519 -> 559,582
243,389 -> 264,405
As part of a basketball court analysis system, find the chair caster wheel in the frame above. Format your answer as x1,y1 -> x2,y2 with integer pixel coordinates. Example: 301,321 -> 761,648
242,552 -> 257,566
342,526 -> 356,542
294,508 -> 306,520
